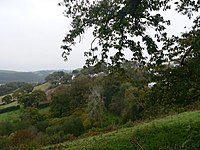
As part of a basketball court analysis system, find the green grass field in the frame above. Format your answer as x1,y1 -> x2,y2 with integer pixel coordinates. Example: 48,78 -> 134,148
0,101 -> 18,110
0,82 -> 51,118
39,107 -> 50,114
0,96 -> 2,103
34,82 -> 51,91
0,107 -> 50,122
0,109 -> 20,122
0,82 -> 50,104
44,110 -> 200,150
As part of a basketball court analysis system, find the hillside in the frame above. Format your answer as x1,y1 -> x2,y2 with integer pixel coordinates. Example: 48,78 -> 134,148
0,62 -> 198,149
44,110 -> 200,150
0,70 -> 71,83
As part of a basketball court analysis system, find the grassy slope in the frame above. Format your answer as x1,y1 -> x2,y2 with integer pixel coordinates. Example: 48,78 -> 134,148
0,109 -> 20,122
44,110 -> 200,150
33,82 -> 51,91
0,101 -> 18,110
0,82 -> 51,122
0,82 -> 50,106
0,96 -> 3,103
0,95 -> 14,105
0,107 -> 50,122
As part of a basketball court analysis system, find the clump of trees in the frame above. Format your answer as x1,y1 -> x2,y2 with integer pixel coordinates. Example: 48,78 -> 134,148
18,90 -> 46,108
45,71 -> 72,86
2,95 -> 12,104
0,82 -> 30,96
57,0 -> 200,119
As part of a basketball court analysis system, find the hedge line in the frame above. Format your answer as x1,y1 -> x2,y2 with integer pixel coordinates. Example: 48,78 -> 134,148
0,105 -> 20,114
0,101 -> 50,114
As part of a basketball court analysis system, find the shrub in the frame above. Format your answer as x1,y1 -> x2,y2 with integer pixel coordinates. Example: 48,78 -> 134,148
46,130 -> 65,144
20,107 -> 44,125
35,120 -> 49,132
14,120 -> 31,131
13,143 -> 39,150
0,121 -> 15,136
121,86 -> 150,122
72,108 -> 92,129
81,113 -> 92,129
101,111 -> 121,127
63,116 -> 84,136
50,91 -> 71,117
37,102 -> 50,109
0,136 -> 11,150
46,125 -> 63,136
11,127 -> 37,146
33,132 -> 48,146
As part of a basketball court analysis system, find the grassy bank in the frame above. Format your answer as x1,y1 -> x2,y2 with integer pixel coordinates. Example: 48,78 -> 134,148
0,101 -> 18,110
0,109 -> 20,122
34,82 -> 51,91
44,110 -> 200,150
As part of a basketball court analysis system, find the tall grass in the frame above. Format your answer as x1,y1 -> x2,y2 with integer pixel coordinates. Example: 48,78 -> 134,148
44,110 -> 200,150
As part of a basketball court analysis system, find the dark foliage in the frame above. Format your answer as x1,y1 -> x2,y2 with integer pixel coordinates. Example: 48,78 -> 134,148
0,82 -> 28,96
0,105 -> 20,114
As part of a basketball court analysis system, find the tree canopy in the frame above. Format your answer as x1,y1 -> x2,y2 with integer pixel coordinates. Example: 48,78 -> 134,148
18,90 -> 46,108
2,95 -> 12,104
59,0 -> 199,68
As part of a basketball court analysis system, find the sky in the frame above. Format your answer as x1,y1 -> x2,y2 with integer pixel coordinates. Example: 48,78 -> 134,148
0,0 -> 89,72
0,0 -> 196,72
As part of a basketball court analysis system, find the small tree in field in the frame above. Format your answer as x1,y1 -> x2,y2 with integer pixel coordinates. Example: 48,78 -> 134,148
2,95 -> 12,104
18,90 -> 46,108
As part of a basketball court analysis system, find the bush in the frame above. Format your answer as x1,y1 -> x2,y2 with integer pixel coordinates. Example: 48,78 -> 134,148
46,130 -> 65,144
81,113 -> 92,129
101,111 -> 121,127
50,91 -> 71,117
71,108 -> 92,129
35,121 -> 49,132
12,143 -> 39,150
0,136 -> 11,150
20,107 -> 44,125
14,120 -> 31,131
37,102 -> 50,109
63,116 -> 84,136
11,127 -> 37,146
0,121 -> 15,136
46,125 -> 63,136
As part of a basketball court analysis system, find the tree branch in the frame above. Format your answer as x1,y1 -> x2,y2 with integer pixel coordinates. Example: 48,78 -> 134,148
180,46 -> 193,65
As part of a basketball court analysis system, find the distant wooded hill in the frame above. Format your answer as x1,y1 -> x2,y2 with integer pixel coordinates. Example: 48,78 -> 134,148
0,70 -> 71,83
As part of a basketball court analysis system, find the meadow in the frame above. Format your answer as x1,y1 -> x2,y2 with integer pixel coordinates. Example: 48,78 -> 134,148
33,82 -> 51,91
0,107 -> 50,122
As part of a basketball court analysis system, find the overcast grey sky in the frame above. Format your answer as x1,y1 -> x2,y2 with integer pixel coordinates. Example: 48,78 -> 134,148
0,0 -> 89,71
0,0 -> 196,72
